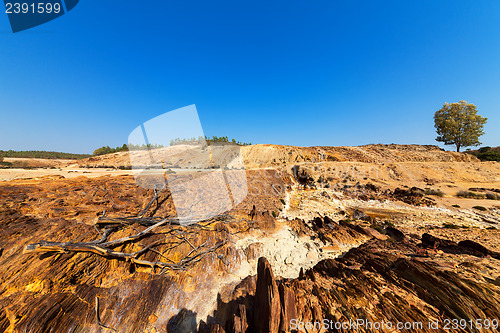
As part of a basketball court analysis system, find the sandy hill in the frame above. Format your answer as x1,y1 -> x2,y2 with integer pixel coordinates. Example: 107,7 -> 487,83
68,144 -> 478,169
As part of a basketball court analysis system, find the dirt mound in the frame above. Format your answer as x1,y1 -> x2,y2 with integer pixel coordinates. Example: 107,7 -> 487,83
243,144 -> 478,168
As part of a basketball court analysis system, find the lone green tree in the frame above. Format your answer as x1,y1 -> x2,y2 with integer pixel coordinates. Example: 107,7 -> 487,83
434,101 -> 487,152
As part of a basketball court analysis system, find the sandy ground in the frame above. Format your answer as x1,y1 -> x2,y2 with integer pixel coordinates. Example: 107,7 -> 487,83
0,168 -> 132,182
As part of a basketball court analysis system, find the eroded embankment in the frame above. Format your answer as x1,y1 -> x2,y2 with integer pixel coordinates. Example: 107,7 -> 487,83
207,228 -> 500,333
67,144 -> 479,169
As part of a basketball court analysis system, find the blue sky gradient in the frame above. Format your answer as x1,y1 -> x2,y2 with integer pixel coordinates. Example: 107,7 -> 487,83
1,0 -> 499,153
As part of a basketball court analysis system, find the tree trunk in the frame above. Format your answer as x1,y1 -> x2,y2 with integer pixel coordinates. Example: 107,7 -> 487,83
456,145 -> 461,152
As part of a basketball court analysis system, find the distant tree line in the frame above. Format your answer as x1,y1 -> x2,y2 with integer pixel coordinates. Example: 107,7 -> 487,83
92,136 -> 252,156
206,136 -> 252,146
0,150 -> 90,160
168,136 -> 251,146
169,136 -> 205,146
93,144 -> 168,156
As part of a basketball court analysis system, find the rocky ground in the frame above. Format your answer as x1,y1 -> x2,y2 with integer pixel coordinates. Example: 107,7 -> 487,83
0,144 -> 499,332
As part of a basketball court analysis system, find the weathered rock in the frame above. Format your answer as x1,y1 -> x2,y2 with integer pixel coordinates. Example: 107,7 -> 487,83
385,226 -> 405,241
320,244 -> 340,253
421,232 -> 457,249
253,257 -> 281,333
284,234 -> 500,332
458,240 -> 500,259
421,233 -> 500,259
352,209 -> 372,222
209,324 -> 226,333
312,216 -> 324,228
167,309 -> 198,333
290,165 -> 313,186
391,187 -> 435,206
278,283 -> 297,333
244,242 -> 264,262
232,304 -> 248,333
361,227 -> 387,240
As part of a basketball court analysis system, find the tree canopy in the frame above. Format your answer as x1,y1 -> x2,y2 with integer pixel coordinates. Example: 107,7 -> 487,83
434,101 -> 487,152
93,144 -> 129,156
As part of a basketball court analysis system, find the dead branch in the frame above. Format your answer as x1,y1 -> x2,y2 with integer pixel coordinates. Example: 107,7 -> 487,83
96,216 -> 169,228
95,297 -> 117,332
24,183 -> 234,272
25,235 -> 226,270
138,183 -> 167,218
25,215 -> 230,271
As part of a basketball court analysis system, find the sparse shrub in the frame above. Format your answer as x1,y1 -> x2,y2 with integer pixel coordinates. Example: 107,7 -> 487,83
452,204 -> 461,208
456,190 -> 485,199
0,161 -> 13,168
487,226 -> 497,230
280,198 -> 286,206
383,220 -> 395,228
271,211 -> 277,218
467,146 -> 500,161
443,223 -> 460,229
478,149 -> 500,161
486,193 -> 500,200
472,206 -> 488,211
425,188 -> 445,197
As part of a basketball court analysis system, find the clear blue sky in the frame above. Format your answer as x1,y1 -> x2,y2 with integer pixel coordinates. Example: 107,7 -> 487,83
1,0 -> 499,153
